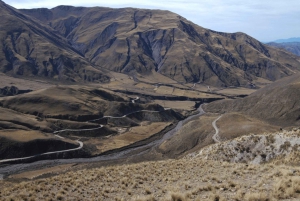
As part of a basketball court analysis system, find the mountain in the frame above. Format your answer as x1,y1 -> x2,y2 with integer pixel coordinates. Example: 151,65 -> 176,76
205,73 -> 300,127
0,2 -> 299,87
273,37 -> 300,43
267,42 -> 300,56
18,6 -> 300,87
0,1 -> 110,83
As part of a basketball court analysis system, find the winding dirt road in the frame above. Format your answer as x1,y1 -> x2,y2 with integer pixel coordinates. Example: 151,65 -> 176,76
0,105 -> 206,177
0,140 -> 83,164
212,115 -> 222,143
0,108 -> 170,164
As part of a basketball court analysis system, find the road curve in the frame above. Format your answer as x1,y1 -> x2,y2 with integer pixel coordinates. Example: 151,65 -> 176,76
0,105 -> 207,177
1,121 -> 105,163
0,140 -> 83,163
0,108 -> 170,164
212,115 -> 222,143
131,96 -> 139,103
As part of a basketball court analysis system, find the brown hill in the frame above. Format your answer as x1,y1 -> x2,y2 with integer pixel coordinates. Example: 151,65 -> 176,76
0,1 -> 110,83
0,107 -> 80,159
0,85 -> 166,121
19,5 -> 300,87
205,73 -> 300,127
0,85 -> 184,159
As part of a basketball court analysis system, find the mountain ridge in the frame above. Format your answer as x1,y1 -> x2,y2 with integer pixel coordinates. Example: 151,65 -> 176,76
273,37 -> 300,43
0,1 -> 299,87
0,1 -> 110,83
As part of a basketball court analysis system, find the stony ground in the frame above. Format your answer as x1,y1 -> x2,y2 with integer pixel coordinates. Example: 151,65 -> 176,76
191,129 -> 300,164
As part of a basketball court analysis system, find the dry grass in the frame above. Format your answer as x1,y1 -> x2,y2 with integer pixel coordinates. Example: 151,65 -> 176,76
88,122 -> 171,154
153,100 -> 195,110
8,164 -> 75,180
2,155 -> 300,200
217,112 -> 279,140
215,87 -> 256,96
0,73 -> 53,90
0,130 -> 50,142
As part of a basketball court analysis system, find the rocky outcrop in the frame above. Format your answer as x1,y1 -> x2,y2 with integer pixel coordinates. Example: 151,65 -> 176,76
190,130 -> 300,164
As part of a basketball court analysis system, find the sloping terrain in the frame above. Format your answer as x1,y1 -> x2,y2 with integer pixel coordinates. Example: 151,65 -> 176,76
267,42 -> 300,56
0,107 -> 79,159
16,5 -> 300,87
0,1 -> 110,83
2,140 -> 300,200
193,129 -> 300,164
154,112 -> 278,159
205,73 -> 300,127
0,85 -> 184,160
0,85 -> 167,121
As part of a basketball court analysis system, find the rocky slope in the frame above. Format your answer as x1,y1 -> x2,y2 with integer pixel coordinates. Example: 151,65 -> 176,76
267,42 -> 300,56
189,129 -> 300,164
16,4 -> 300,87
0,1 -> 110,83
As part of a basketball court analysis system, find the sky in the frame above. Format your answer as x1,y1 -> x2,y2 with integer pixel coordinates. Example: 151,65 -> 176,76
3,0 -> 300,42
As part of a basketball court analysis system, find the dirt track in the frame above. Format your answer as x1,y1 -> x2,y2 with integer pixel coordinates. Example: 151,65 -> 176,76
0,105 -> 206,178
212,115 -> 222,143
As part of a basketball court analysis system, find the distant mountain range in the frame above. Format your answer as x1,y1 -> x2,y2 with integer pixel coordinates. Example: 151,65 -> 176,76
0,0 -> 300,87
267,42 -> 300,56
273,37 -> 300,43
266,37 -> 300,56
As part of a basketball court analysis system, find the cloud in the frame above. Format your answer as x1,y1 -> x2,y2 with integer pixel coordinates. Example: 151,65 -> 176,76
3,0 -> 300,41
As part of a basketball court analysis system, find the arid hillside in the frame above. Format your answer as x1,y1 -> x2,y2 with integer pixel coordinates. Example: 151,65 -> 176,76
11,4 -> 300,87
205,73 -> 300,127
0,85 -> 185,160
0,1 -> 110,83
2,130 -> 300,201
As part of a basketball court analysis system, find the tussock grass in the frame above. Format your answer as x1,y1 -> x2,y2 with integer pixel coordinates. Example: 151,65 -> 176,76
2,130 -> 300,200
1,158 -> 300,200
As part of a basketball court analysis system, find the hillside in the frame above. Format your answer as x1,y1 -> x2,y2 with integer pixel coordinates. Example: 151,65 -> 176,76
11,4 -> 300,87
0,85 -> 185,159
2,132 -> 300,200
267,42 -> 300,56
0,1 -> 110,83
205,73 -> 300,127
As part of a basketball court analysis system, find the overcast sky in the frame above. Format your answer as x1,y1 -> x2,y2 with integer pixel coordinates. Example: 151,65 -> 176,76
3,0 -> 300,42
